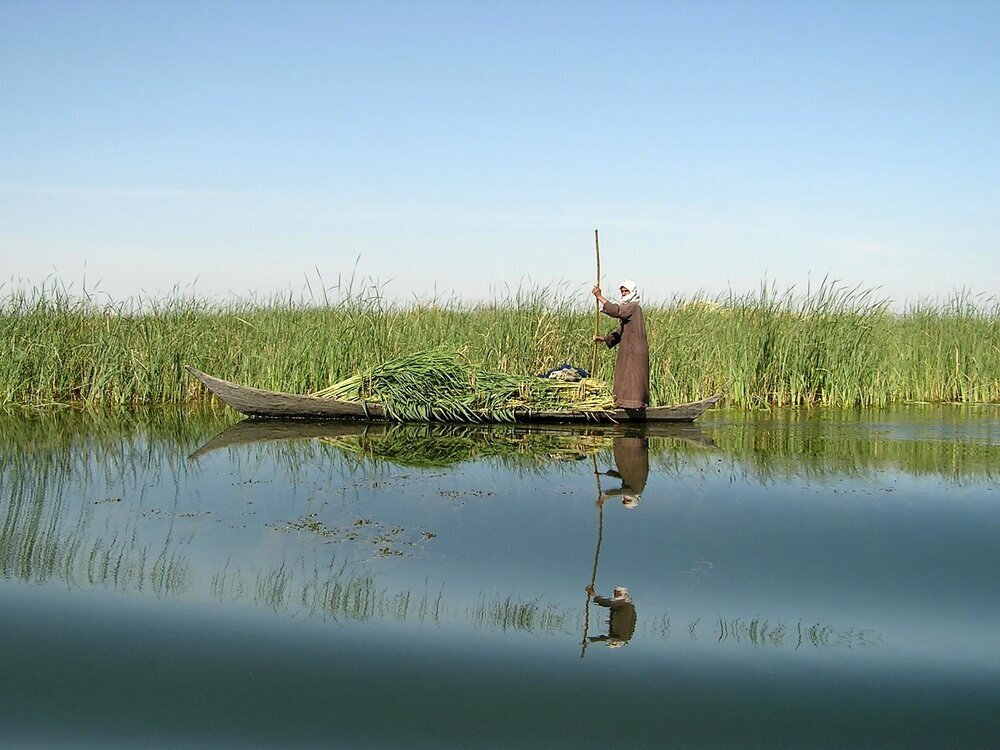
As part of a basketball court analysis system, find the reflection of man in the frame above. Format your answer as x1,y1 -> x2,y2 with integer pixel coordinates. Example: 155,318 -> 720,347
596,436 -> 649,508
585,584 -> 637,647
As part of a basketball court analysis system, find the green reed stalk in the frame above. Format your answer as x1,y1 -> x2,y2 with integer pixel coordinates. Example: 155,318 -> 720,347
3,279 -> 999,408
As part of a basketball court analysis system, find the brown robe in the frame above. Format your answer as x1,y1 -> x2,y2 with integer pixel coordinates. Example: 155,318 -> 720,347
600,301 -> 650,408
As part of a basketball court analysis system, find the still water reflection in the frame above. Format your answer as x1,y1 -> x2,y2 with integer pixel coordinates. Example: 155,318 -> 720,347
1,407 -> 998,747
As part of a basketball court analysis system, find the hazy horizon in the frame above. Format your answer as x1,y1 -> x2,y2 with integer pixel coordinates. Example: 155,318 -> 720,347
3,2 -> 997,305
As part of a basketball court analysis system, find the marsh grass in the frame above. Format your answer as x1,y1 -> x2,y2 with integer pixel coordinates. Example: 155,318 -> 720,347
3,278 -> 998,407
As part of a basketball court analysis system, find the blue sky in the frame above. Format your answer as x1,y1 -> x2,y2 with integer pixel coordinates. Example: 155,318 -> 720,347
2,0 -> 998,306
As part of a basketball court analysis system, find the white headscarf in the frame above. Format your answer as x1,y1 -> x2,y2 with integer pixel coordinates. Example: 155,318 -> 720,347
611,586 -> 632,603
619,279 -> 640,304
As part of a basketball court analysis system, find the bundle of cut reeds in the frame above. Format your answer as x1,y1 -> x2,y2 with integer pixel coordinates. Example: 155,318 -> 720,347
310,349 -> 614,422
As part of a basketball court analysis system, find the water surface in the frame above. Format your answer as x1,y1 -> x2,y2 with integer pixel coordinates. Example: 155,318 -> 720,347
1,407 -> 998,748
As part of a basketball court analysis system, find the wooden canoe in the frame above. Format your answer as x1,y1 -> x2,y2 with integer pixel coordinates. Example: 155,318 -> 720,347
185,365 -> 722,423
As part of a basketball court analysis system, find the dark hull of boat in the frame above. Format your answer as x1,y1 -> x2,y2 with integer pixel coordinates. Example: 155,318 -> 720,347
185,366 -> 722,423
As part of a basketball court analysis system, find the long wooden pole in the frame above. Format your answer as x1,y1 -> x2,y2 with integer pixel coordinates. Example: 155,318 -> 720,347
591,229 -> 601,377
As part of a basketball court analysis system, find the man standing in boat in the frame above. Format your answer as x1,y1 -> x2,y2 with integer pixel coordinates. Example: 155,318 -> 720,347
592,280 -> 650,409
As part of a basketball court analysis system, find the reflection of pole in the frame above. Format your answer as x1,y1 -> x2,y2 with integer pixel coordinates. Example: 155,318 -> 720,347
581,454 -> 604,658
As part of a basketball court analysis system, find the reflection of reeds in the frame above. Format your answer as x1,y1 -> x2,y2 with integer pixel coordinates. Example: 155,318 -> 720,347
0,406 -> 230,489
327,432 -> 484,469
0,477 -> 880,650
323,424 -> 613,470
697,408 -> 1000,482
655,615 -> 672,639
468,594 -> 573,634
150,543 -> 190,597
717,617 -> 787,647
0,410 -> 210,597
0,406 -> 936,653
257,562 -> 295,612
211,557 -> 247,602
0,496 -> 193,599
794,622 -> 882,649
4,404 -> 996,485
706,616 -> 882,648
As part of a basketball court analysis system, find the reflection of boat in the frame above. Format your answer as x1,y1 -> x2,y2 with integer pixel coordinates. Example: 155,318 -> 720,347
185,366 -> 722,423
187,420 -> 390,459
188,418 -> 717,463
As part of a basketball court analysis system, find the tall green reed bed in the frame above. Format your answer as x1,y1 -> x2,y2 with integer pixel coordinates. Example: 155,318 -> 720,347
2,281 -> 998,407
